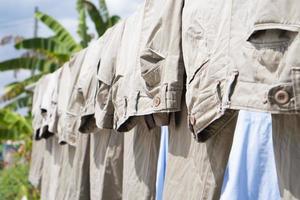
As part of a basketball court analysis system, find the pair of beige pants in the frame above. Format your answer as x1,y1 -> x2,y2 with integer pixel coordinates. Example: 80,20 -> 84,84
90,123 -> 160,200
55,144 -> 76,200
163,103 -> 238,200
66,134 -> 90,200
40,135 -> 90,200
40,137 -> 63,200
29,139 -> 45,188
90,130 -> 123,200
122,121 -> 161,200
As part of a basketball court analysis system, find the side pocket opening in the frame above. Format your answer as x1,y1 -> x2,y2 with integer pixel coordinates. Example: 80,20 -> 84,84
188,59 -> 210,84
246,26 -> 298,72
247,27 -> 297,48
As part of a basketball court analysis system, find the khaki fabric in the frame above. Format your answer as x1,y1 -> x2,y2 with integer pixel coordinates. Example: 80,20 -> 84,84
31,79 -> 40,140
272,114 -> 300,200
30,77 -> 48,187
61,49 -> 87,145
89,130 -> 113,200
67,134 -> 91,200
75,25 -> 125,200
108,11 -> 144,131
56,62 -> 72,144
230,0 -> 300,114
77,36 -> 109,133
163,101 -> 237,200
183,0 -> 300,141
40,69 -> 62,139
40,137 -> 64,200
61,42 -> 104,200
105,0 -> 184,132
47,68 -> 62,135
77,28 -> 116,133
75,38 -> 106,133
95,14 -> 161,200
95,21 -> 125,130
90,130 -> 123,200
78,30 -> 117,128
40,73 -> 56,113
135,0 -> 184,129
28,139 -> 45,188
122,120 -> 160,200
32,77 -> 48,140
56,54 -> 87,144
55,144 -> 76,200
74,25 -> 125,200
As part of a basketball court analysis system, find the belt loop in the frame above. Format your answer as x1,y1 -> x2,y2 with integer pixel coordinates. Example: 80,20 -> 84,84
164,83 -> 168,108
144,114 -> 156,129
135,91 -> 140,112
222,70 -> 239,112
124,97 -> 128,118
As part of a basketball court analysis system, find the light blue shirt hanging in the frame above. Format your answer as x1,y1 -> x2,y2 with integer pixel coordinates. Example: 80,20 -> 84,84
220,110 -> 280,200
156,126 -> 168,200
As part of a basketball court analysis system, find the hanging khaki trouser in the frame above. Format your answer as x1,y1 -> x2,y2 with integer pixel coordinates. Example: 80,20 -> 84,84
90,122 -> 159,200
89,130 -> 123,200
272,115 -> 300,200
40,137 -> 63,200
122,119 -> 160,200
28,139 -> 45,188
66,134 -> 91,200
55,144 -> 76,200
163,102 -> 237,200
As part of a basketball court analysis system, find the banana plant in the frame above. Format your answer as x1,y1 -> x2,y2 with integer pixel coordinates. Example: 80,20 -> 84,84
0,109 -> 32,142
84,0 -> 120,37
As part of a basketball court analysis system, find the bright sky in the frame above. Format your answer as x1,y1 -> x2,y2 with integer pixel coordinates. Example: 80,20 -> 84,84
0,0 -> 144,102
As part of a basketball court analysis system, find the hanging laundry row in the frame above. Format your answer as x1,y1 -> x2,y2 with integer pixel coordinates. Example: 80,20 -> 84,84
29,0 -> 300,199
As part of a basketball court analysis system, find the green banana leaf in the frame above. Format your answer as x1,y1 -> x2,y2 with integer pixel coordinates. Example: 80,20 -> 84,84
1,74 -> 43,102
99,0 -> 109,23
35,11 -> 81,51
15,37 -> 73,57
0,57 -> 58,73
84,0 -> 107,37
110,15 -> 120,26
0,109 -> 32,141
3,95 -> 32,111
77,0 -> 91,47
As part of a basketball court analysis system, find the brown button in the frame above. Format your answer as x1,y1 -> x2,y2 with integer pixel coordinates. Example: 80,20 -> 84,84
190,115 -> 196,126
274,90 -> 290,105
153,96 -> 161,107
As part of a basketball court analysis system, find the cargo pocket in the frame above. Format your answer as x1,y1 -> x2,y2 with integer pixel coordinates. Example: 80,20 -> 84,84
246,26 -> 297,73
96,80 -> 111,112
140,47 -> 165,89
93,75 -> 115,130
